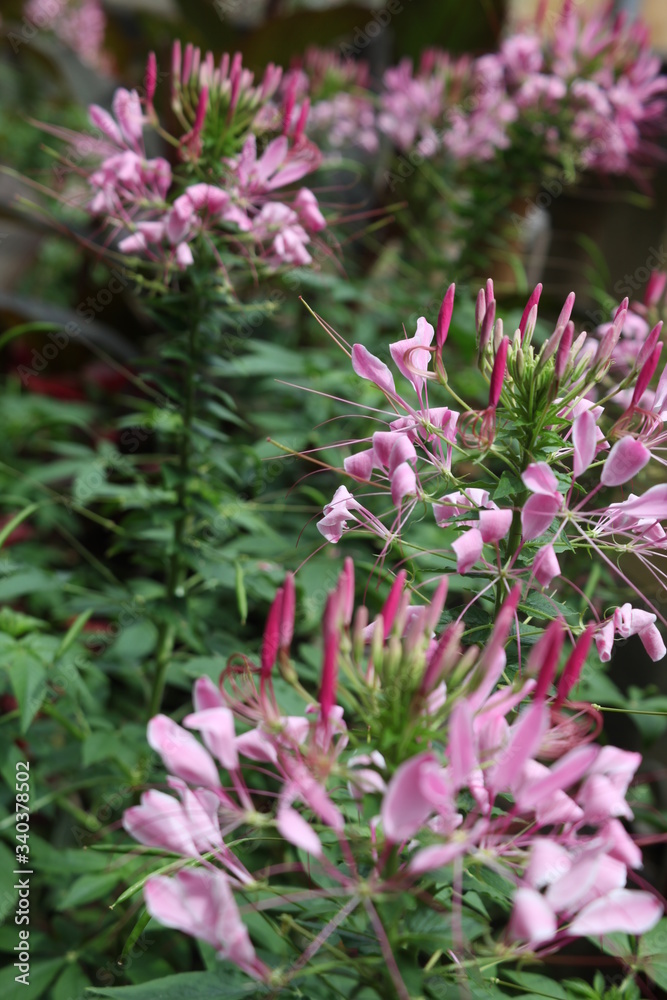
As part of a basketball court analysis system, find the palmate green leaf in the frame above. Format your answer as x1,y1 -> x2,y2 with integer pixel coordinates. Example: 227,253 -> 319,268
87,971 -> 259,999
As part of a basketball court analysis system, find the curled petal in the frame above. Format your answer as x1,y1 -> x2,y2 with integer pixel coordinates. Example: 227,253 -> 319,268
532,543 -> 560,587
452,528 -> 483,573
351,343 -> 396,395
568,889 -> 662,938
521,493 -> 561,541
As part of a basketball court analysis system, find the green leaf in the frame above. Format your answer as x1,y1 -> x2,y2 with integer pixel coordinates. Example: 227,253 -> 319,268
7,648 -> 47,732
0,504 -> 39,550
57,870 -> 127,911
638,917 -> 667,989
0,956 -> 65,1000
492,472 -> 523,502
0,607 -> 48,638
504,970 -> 568,998
55,609 -> 94,659
86,971 -> 256,999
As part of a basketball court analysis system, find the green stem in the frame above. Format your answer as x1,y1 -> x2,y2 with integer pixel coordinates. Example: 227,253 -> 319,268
149,321 -> 198,717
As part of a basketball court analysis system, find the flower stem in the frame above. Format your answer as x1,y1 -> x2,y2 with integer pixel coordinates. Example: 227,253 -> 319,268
149,321 -> 198,717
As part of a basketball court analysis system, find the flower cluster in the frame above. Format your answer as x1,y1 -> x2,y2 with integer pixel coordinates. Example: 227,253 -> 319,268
59,44 -> 327,282
123,567 -> 662,994
283,47 -> 379,154
24,0 -> 108,70
377,1 -> 667,176
316,278 -> 667,667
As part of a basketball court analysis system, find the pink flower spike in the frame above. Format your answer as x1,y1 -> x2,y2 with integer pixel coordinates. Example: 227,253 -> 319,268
276,804 -> 322,857
479,508 -> 512,544
601,437 -> 651,487
556,625 -> 594,704
568,889 -> 662,938
351,343 -> 396,395
572,409 -> 597,479
381,752 -> 436,842
508,888 -> 557,947
436,284 -> 456,349
521,493 -> 561,542
533,543 -> 560,588
452,528 -> 484,574
632,341 -> 663,407
489,336 -> 509,408
519,283 -> 543,341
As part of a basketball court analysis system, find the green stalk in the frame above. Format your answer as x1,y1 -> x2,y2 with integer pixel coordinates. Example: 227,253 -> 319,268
149,320 -> 198,717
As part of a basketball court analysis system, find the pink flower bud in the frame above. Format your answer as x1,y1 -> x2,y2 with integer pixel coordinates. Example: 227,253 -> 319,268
519,283 -> 542,341
631,341 -> 663,407
489,335 -> 509,408
645,270 -> 667,308
555,321 -> 574,379
145,52 -> 157,111
635,321 -> 663,371
475,288 -> 486,332
556,625 -> 594,704
436,283 -> 456,349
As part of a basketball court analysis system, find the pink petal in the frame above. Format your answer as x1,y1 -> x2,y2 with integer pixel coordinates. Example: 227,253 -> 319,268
193,675 -> 225,711
533,543 -> 560,587
638,624 -> 666,661
608,483 -> 667,519
601,437 -> 651,487
521,462 -> 559,496
479,507 -> 513,543
147,715 -> 221,788
351,344 -> 396,395
184,707 -> 239,771
521,493 -> 561,541
447,701 -> 476,789
508,888 -> 557,946
408,840 -> 467,876
572,409 -> 597,478
276,805 -> 322,857
568,889 -> 662,937
487,701 -> 548,797
381,752 -> 436,843
389,317 -> 434,392
391,462 -> 417,504
452,528 -> 483,573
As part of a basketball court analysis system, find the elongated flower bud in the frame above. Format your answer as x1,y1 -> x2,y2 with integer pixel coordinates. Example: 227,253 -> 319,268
555,321 -> 574,380
489,336 -> 509,407
437,283 -> 456,350
293,97 -> 310,142
493,317 -> 504,353
279,573 -> 295,650
522,304 -> 539,347
475,288 -> 486,333
485,278 -> 495,307
479,298 -> 496,354
631,341 -> 663,407
530,620 -> 565,701
319,592 -> 341,726
420,622 -> 463,694
262,586 -> 284,679
145,52 -> 158,113
556,291 -> 576,331
635,321 -> 663,371
555,625 -> 594,705
645,271 -> 667,308
519,283 -> 542,341
538,323 -> 564,369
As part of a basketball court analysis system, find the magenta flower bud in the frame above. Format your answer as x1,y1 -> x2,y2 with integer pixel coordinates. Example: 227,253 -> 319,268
193,86 -> 208,137
594,322 -> 621,369
171,40 -> 182,96
319,591 -> 341,725
262,586 -> 284,678
282,73 -> 298,134
614,296 -> 629,321
182,43 -> 194,87
424,576 -> 449,634
485,278 -> 494,307
145,52 -> 157,111
293,97 -> 310,143
338,557 -> 355,627
519,283 -> 542,341
381,570 -> 408,639
556,624 -> 594,705
493,317 -> 504,352
522,303 -> 539,346
479,298 -> 496,354
219,52 -> 230,80
475,288 -> 486,332
530,620 -> 565,702
489,335 -> 509,408
279,573 -> 295,650
421,622 -> 463,695
556,291 -> 576,331
645,270 -> 667,308
539,323 -> 565,368
436,283 -> 456,349
632,341 -> 663,407
635,321 -> 663,371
